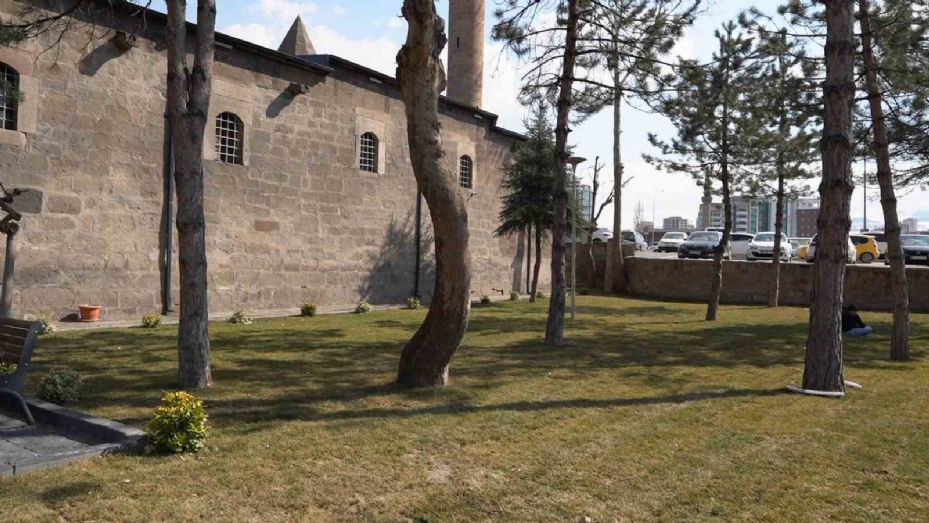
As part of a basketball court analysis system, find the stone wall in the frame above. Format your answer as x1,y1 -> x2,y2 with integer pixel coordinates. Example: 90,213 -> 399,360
625,257 -> 929,312
0,0 -> 547,320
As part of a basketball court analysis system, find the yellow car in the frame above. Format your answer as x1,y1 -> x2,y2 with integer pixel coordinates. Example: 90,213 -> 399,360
851,234 -> 881,263
796,243 -> 810,260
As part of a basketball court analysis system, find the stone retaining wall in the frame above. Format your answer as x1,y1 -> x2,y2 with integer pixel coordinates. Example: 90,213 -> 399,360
625,257 -> 929,312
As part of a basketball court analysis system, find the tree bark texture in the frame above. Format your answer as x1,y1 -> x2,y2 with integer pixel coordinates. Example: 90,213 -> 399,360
770,169 -> 785,307
706,167 -> 731,322
803,0 -> 855,392
532,226 -> 542,299
166,0 -> 215,389
859,0 -> 910,361
544,0 -> 580,346
604,80 -> 624,293
526,224 -> 533,300
396,0 -> 472,387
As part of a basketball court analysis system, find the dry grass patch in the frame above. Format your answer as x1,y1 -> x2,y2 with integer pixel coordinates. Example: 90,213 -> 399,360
1,296 -> 928,522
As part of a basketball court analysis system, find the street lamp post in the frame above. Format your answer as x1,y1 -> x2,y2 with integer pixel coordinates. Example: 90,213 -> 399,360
567,156 -> 586,321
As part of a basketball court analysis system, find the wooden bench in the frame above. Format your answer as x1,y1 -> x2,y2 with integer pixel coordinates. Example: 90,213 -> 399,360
0,318 -> 41,425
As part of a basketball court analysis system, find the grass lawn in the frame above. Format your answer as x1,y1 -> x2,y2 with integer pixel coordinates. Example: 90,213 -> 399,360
2,296 -> 928,522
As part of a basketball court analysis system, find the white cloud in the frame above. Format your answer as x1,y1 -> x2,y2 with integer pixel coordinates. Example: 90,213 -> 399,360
332,5 -> 347,16
252,0 -> 318,22
386,16 -> 405,30
222,23 -> 281,49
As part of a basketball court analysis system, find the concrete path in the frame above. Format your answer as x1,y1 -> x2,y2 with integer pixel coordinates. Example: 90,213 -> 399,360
1,400 -> 145,476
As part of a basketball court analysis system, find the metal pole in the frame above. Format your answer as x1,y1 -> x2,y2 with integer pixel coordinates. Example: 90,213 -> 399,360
651,192 -> 657,246
571,165 -> 578,321
161,117 -> 175,315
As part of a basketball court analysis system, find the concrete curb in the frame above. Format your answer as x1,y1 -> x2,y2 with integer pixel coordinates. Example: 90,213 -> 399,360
25,398 -> 147,452
2,442 -> 125,476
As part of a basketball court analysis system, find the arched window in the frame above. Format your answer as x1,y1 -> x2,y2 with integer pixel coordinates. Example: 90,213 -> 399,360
215,112 -> 244,165
359,132 -> 379,173
0,62 -> 19,131
459,155 -> 473,189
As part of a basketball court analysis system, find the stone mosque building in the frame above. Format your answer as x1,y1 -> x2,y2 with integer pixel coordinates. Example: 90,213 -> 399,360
0,0 -> 543,320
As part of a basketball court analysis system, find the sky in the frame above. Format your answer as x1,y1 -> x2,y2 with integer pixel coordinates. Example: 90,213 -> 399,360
152,0 -> 929,231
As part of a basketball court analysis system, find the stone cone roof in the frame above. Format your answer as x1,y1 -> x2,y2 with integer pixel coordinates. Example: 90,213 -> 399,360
278,16 -> 316,56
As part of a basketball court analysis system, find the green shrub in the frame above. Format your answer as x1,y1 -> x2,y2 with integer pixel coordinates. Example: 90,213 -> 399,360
510,291 -> 520,301
141,313 -> 162,329
0,361 -> 17,375
300,303 -> 317,317
35,316 -> 56,336
147,391 -> 208,454
535,291 -> 545,299
355,300 -> 372,314
229,309 -> 252,325
38,368 -> 83,404
406,297 -> 421,310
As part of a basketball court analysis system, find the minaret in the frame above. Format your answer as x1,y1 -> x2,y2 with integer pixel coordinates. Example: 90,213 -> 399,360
278,16 -> 316,56
447,0 -> 484,108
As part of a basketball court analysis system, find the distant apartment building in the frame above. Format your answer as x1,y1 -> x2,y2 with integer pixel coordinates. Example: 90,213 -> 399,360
902,217 -> 920,233
663,216 -> 694,231
578,184 -> 593,222
795,198 -> 820,237
696,196 -> 818,236
696,203 -> 724,230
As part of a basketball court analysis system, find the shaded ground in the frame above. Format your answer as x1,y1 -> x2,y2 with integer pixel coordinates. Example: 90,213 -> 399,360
1,297 -> 927,521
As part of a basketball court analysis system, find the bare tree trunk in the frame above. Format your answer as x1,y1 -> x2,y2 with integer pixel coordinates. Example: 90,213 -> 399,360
604,81 -> 624,293
803,0 -> 855,392
531,226 -> 542,299
544,0 -> 580,346
706,168 -> 731,321
859,0 -> 909,361
396,0 -> 471,387
166,0 -> 215,389
585,225 -> 596,288
526,223 -> 532,299
770,156 -> 786,308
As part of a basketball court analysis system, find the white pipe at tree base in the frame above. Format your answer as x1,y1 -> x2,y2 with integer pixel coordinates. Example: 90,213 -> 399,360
785,380 -> 862,397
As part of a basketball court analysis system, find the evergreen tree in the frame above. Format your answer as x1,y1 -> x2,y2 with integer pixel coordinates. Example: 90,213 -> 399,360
750,28 -> 819,307
496,104 -> 558,302
646,21 -> 762,321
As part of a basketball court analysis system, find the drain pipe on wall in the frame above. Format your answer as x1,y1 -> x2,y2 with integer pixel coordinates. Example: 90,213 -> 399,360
161,117 -> 175,315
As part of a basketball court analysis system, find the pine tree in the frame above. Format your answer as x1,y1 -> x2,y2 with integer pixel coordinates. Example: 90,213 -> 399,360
496,104 -> 558,302
750,29 -> 819,307
646,21 -> 762,321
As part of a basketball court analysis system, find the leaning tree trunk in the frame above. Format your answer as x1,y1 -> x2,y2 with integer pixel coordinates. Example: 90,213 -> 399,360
706,165 -> 732,322
544,0 -> 580,346
860,0 -> 910,361
531,226 -> 542,299
604,80 -> 624,293
770,161 -> 786,307
396,0 -> 471,387
166,0 -> 215,389
803,0 -> 855,393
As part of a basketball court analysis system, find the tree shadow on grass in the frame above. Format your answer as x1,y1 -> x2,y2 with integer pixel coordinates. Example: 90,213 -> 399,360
23,301 -> 927,430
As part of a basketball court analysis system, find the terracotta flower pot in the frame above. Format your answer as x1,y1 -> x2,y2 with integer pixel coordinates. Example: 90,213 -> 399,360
78,304 -> 101,322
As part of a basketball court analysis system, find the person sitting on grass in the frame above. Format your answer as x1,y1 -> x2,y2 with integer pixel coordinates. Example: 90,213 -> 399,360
842,304 -> 874,337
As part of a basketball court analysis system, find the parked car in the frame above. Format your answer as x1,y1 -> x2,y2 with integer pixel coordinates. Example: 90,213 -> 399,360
865,231 -> 888,258
678,231 -> 731,260
729,233 -> 755,259
850,234 -> 881,263
657,232 -> 689,252
898,234 -> 929,265
790,237 -> 812,258
805,234 -> 857,264
747,232 -> 791,262
591,228 -> 613,243
621,230 -> 648,251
